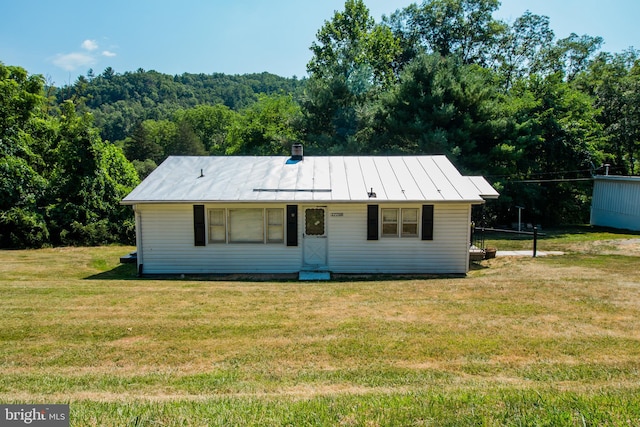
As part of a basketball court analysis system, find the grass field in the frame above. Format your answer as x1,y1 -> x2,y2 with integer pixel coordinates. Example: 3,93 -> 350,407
1,227 -> 639,426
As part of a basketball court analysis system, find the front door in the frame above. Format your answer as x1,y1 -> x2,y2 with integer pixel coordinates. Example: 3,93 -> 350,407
303,207 -> 328,268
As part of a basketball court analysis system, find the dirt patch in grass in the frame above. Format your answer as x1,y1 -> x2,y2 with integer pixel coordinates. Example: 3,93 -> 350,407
573,238 -> 640,255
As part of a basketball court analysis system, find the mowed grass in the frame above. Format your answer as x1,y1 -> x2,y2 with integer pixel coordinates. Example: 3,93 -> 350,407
0,231 -> 639,426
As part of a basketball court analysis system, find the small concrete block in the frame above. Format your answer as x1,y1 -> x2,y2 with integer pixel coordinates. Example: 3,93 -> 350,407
299,271 -> 331,281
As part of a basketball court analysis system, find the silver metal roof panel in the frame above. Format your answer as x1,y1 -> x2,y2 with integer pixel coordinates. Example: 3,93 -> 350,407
122,155 -> 498,204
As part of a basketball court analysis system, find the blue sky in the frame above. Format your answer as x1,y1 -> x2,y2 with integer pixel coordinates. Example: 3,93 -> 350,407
1,0 -> 639,87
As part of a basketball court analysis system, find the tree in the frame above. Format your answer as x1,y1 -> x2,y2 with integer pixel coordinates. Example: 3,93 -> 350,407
165,120 -> 207,157
0,63 -> 51,247
308,0 -> 400,89
491,11 -> 555,89
123,120 -> 166,163
173,104 -> 238,154
386,0 -> 505,66
228,94 -> 302,155
493,73 -> 603,224
304,0 -> 401,153
47,101 -> 139,245
555,33 -> 603,81
375,53 -> 502,170
583,50 -> 640,175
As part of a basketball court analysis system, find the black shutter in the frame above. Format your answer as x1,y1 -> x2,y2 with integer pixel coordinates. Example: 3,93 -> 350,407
422,205 -> 434,241
286,205 -> 298,246
367,205 -> 379,240
193,205 -> 206,246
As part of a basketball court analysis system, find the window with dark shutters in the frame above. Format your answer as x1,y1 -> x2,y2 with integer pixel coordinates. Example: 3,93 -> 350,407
422,205 -> 434,240
367,205 -> 379,240
193,205 -> 206,246
286,205 -> 298,246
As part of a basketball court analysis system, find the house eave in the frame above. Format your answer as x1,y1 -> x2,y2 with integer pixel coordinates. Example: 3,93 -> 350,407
122,198 -> 487,205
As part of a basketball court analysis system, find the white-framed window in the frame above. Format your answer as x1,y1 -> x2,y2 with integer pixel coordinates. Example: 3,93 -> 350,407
382,208 -> 399,237
266,208 -> 284,243
209,209 -> 226,243
381,208 -> 419,238
401,208 -> 419,237
229,209 -> 264,243
208,207 -> 284,244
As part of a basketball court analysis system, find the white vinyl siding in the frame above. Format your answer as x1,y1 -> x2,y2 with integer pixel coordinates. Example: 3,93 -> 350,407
136,204 -> 300,274
327,204 -> 471,274
135,202 -> 473,275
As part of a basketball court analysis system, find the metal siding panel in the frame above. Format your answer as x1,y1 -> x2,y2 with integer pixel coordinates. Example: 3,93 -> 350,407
591,178 -> 640,231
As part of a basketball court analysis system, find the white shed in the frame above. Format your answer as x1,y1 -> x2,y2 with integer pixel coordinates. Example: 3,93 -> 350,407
121,153 -> 498,276
590,175 -> 640,231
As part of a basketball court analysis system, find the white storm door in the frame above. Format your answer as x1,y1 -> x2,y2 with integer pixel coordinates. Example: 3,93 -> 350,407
303,207 -> 328,268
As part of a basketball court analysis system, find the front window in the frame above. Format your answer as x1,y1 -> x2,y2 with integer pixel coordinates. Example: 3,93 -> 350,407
401,208 -> 418,237
266,208 -> 284,243
209,209 -> 226,243
208,208 -> 285,244
382,208 -> 418,238
381,209 -> 398,237
229,209 -> 264,243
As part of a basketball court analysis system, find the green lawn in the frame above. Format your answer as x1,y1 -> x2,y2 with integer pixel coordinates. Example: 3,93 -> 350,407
481,224 -> 640,251
1,230 -> 639,426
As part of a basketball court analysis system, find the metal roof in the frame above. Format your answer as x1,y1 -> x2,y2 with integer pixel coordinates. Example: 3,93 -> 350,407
121,155 -> 499,204
593,174 -> 640,183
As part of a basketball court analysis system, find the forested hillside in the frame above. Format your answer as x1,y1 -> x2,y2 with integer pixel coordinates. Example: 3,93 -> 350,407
2,0 -> 640,248
59,70 -> 305,144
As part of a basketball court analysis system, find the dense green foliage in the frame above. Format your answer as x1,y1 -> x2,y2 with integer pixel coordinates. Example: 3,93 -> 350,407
0,64 -> 139,247
2,0 -> 640,247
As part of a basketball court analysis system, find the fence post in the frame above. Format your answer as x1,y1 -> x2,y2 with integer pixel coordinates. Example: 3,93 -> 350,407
533,226 -> 538,257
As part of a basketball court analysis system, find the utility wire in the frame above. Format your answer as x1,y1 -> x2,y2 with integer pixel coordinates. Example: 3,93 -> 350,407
508,177 -> 594,183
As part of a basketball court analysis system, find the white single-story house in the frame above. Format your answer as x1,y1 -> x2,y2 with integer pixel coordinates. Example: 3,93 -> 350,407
590,175 -> 640,231
121,149 -> 498,276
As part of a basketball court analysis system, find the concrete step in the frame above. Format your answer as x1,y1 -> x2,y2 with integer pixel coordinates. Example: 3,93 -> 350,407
299,271 -> 331,281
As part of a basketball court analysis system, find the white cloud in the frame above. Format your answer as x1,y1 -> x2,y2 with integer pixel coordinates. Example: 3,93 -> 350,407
51,39 -> 117,72
52,52 -> 96,71
81,39 -> 99,51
